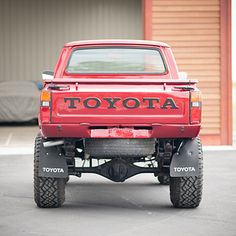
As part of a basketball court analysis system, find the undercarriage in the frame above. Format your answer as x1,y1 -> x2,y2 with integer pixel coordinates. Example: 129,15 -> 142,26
34,135 -> 203,208
61,138 -> 177,182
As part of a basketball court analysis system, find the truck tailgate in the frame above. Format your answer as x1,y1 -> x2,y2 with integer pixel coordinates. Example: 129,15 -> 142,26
50,84 -> 190,125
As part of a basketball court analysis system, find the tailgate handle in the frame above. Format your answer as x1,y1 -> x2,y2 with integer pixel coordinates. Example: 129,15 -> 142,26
173,86 -> 194,91
48,84 -> 69,90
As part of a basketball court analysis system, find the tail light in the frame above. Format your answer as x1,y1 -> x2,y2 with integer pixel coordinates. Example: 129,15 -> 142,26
40,90 -> 51,123
190,91 -> 202,124
41,90 -> 51,107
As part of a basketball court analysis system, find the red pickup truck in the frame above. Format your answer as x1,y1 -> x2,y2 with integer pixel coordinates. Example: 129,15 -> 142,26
34,40 -> 203,209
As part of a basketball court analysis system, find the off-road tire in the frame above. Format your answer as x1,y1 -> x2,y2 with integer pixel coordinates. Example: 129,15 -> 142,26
34,134 -> 65,208
85,138 -> 155,158
158,176 -> 170,185
65,176 -> 70,184
169,137 -> 203,208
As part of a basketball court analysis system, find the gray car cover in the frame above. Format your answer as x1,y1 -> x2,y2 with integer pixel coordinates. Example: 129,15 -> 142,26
0,81 -> 40,122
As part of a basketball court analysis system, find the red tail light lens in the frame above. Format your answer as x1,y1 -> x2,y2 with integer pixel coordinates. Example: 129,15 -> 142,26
40,90 -> 51,123
190,91 -> 202,124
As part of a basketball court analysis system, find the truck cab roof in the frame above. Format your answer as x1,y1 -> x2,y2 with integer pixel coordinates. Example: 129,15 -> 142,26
64,39 -> 170,48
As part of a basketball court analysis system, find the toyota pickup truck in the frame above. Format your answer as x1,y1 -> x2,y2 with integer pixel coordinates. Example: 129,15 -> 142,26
34,40 -> 203,208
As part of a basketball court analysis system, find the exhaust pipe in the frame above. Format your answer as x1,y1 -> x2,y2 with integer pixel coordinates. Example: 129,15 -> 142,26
43,140 -> 64,148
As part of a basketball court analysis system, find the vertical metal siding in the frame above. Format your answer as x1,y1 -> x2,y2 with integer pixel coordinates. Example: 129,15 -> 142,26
0,0 -> 142,82
151,0 -> 221,137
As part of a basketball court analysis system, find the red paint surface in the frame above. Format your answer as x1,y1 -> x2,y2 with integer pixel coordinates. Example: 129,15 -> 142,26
41,124 -> 200,139
40,40 -> 201,139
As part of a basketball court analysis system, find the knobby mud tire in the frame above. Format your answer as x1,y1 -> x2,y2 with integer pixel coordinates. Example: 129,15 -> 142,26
34,134 -> 65,208
169,137 -> 203,208
158,176 -> 170,185
85,138 -> 155,158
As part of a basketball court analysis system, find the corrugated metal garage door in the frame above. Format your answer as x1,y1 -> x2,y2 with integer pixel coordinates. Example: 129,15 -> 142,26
151,0 -> 221,138
0,0 -> 142,82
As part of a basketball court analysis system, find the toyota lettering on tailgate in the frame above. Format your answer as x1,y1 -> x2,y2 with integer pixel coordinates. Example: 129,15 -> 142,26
64,97 -> 179,109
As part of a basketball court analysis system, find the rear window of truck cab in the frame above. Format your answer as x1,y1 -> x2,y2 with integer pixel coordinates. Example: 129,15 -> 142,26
66,47 -> 166,74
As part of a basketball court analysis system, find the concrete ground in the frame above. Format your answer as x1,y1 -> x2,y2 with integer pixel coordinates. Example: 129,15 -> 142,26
0,150 -> 236,236
0,125 -> 38,155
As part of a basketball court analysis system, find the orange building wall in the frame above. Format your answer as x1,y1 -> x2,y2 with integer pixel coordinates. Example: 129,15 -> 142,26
144,0 -> 232,145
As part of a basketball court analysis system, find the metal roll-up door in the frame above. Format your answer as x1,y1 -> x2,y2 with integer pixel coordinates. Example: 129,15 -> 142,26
0,0 -> 142,82
151,0 -> 221,140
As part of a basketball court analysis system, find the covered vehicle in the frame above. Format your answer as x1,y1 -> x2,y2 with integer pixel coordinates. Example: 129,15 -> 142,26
0,81 -> 40,122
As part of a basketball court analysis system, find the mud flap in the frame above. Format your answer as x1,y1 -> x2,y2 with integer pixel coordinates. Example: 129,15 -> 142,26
38,143 -> 68,178
170,138 -> 199,177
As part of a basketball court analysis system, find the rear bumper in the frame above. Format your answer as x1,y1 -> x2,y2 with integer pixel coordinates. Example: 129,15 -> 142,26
40,123 -> 200,139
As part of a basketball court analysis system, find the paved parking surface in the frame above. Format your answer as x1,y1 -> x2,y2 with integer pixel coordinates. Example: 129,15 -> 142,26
0,150 -> 236,236
0,125 -> 38,155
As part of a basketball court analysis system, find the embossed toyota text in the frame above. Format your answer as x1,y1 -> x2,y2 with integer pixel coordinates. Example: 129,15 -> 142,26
174,167 -> 196,172
43,167 -> 65,173
64,97 -> 179,109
